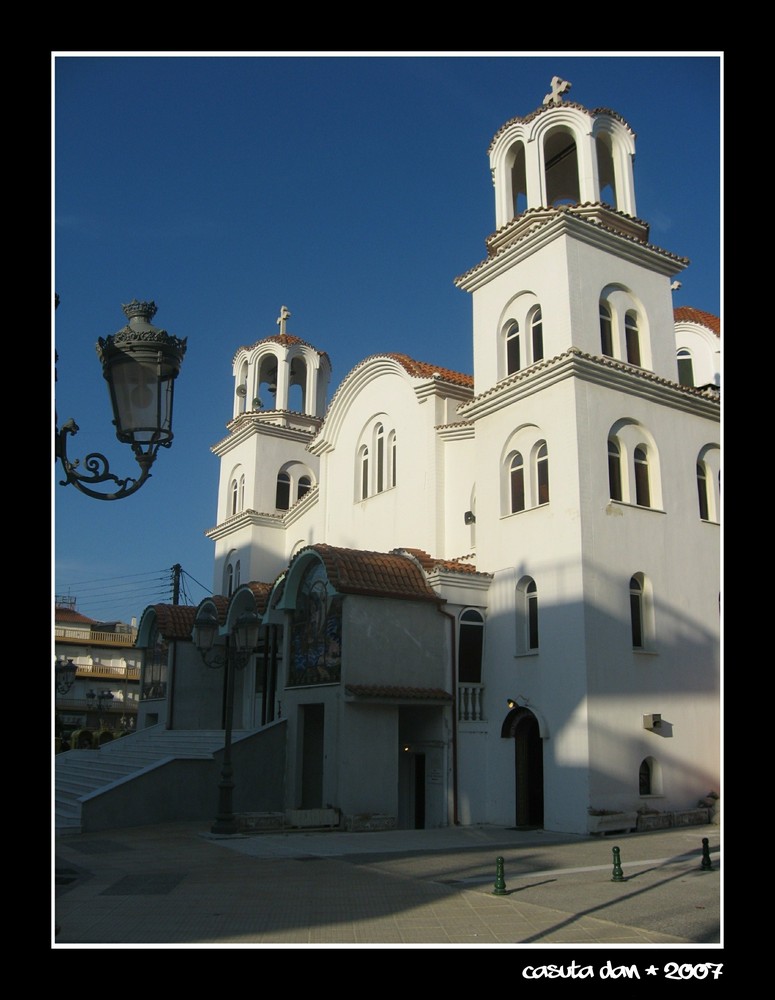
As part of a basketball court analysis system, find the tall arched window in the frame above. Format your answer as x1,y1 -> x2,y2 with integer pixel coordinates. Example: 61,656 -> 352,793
238,475 -> 245,511
360,446 -> 369,500
625,312 -> 641,366
634,446 -> 651,507
458,610 -> 484,683
677,348 -> 695,387
276,471 -> 291,510
639,758 -> 652,795
531,308 -> 544,363
536,442 -> 549,505
697,462 -> 709,520
516,576 -> 539,654
230,478 -> 239,516
390,432 -> 397,488
600,302 -> 613,357
629,575 -> 644,648
608,439 -> 623,501
226,563 -> 234,598
506,322 -> 521,375
376,423 -> 385,493
510,453 -> 525,513
234,560 -> 241,589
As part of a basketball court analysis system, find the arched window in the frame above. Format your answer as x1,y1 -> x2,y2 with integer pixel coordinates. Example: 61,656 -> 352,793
276,471 -> 291,511
634,446 -> 651,507
230,478 -> 239,516
376,423 -> 385,493
697,462 -> 709,520
536,442 -> 549,505
298,475 -> 312,501
506,322 -> 521,375
639,756 -> 662,795
677,348 -> 695,387
600,302 -> 613,357
458,610 -> 484,683
625,312 -> 641,366
516,576 -> 539,654
608,439 -> 623,501
234,560 -> 241,589
531,308 -> 544,363
629,572 -> 655,651
390,432 -> 397,488
226,563 -> 234,598
238,475 -> 245,511
629,575 -> 644,648
510,453 -> 525,512
359,446 -> 369,500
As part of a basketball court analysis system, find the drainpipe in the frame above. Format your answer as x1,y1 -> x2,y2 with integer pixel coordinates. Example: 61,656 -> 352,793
438,606 -> 459,826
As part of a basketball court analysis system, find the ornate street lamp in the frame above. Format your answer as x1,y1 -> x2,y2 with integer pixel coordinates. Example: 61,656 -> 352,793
194,608 -> 261,835
55,298 -> 187,501
86,689 -> 115,714
55,657 -> 77,695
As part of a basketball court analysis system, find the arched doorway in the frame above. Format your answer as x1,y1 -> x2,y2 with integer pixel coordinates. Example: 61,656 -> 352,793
502,706 -> 544,829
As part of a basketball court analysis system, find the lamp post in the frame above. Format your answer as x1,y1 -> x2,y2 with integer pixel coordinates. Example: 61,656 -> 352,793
193,609 -> 261,834
55,298 -> 187,501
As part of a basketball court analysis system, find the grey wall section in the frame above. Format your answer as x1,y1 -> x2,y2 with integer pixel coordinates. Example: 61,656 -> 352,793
79,722 -> 287,833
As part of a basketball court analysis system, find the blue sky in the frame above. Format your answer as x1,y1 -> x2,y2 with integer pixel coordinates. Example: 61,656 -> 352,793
53,51 -> 722,626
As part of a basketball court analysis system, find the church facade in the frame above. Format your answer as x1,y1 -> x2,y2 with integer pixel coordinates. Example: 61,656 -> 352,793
140,79 -> 720,836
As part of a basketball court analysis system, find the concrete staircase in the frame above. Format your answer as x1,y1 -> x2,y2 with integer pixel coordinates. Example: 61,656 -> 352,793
55,727 -> 229,835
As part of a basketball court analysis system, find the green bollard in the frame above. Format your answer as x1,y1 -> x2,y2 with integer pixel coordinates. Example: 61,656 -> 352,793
611,845 -> 625,882
493,855 -> 508,895
700,837 -> 713,870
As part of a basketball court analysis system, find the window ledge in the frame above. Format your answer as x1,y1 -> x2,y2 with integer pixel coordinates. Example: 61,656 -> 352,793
633,649 -> 658,656
606,500 -> 666,514
514,651 -> 539,659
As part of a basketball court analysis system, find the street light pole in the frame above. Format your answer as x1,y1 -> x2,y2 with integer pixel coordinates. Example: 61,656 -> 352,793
194,609 -> 261,836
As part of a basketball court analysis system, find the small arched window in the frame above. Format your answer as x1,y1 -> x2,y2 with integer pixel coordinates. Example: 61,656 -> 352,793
634,446 -> 650,507
506,323 -> 521,375
230,478 -> 239,516
390,432 -> 397,488
298,475 -> 312,501
600,303 -> 613,357
536,442 -> 549,505
677,348 -> 695,387
608,439 -> 623,501
234,560 -> 241,589
238,475 -> 245,512
531,308 -> 544,363
276,471 -> 291,511
526,580 -> 539,650
625,312 -> 641,366
226,563 -> 234,598
639,758 -> 652,795
510,453 -> 525,513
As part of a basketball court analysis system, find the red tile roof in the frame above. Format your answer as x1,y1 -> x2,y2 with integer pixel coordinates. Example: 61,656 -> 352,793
674,307 -> 720,336
54,606 -> 98,626
236,333 -> 332,367
396,547 -> 487,577
150,604 -> 198,640
383,354 -> 473,388
297,544 -> 443,603
345,685 -> 452,701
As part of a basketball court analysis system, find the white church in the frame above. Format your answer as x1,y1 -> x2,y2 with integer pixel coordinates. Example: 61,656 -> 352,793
64,78 -> 720,837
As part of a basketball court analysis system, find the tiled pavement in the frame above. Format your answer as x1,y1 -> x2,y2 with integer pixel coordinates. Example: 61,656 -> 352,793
54,821 -> 721,951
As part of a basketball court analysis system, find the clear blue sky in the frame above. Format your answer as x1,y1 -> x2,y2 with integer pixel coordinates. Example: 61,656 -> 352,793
53,51 -> 722,626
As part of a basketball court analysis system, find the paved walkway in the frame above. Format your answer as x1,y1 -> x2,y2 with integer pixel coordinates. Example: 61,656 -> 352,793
54,821 -> 721,952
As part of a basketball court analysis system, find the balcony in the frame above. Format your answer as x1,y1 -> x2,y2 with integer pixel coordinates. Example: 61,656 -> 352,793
55,627 -> 137,646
